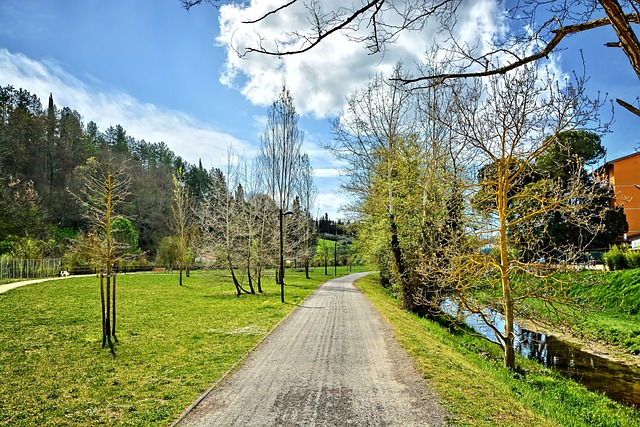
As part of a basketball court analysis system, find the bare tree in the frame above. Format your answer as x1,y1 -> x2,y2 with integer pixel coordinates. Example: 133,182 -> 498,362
197,152 -> 253,296
171,167 -> 195,286
240,156 -> 280,292
293,154 -> 317,279
246,192 -> 279,292
258,84 -> 304,294
424,64 -> 608,369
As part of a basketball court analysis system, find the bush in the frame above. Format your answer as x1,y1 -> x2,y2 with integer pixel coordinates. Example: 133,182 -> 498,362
624,250 -> 640,269
603,245 -> 627,270
602,244 -> 640,270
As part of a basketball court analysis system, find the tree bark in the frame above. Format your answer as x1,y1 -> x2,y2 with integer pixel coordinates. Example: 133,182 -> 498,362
600,0 -> 640,80
105,273 -> 111,342
498,168 -> 516,369
112,273 -> 117,342
100,272 -> 106,348
228,261 -> 250,295
247,262 -> 255,294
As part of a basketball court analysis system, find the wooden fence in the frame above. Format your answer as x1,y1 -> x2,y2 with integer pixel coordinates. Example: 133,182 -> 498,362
0,257 -> 62,280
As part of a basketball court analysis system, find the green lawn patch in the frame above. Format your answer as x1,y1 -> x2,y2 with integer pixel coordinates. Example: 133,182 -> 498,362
565,269 -> 640,355
0,268 -> 353,426
356,274 -> 640,427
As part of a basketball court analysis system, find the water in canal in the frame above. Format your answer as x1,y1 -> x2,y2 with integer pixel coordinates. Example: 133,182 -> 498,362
442,300 -> 640,408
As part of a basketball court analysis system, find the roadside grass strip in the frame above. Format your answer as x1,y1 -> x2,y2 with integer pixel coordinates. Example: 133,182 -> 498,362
355,274 -> 640,427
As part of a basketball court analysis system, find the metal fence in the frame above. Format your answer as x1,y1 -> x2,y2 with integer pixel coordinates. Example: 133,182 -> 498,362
0,257 -> 62,280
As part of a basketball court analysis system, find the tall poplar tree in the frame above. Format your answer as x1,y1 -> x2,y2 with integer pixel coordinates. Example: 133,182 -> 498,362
258,84 -> 303,288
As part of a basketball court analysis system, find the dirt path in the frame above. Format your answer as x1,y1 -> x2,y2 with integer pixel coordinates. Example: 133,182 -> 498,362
174,273 -> 449,427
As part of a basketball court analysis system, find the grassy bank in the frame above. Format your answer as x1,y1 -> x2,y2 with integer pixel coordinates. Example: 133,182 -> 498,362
356,274 -> 640,427
0,267 -> 360,426
569,269 -> 640,355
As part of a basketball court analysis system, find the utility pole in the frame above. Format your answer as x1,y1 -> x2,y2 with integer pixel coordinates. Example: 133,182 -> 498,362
279,209 -> 293,302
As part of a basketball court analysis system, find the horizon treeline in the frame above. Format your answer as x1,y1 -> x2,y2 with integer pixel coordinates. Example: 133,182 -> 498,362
0,84 -> 228,259
0,84 -> 356,268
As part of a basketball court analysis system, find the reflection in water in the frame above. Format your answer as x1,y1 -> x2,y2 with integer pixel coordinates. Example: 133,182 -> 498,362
517,329 -> 640,407
442,300 -> 640,408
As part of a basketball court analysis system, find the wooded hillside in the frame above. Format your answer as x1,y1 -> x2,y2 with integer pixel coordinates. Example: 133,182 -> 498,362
0,85 -> 212,259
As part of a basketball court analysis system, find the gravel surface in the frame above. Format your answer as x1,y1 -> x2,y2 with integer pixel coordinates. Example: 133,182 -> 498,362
174,272 -> 449,426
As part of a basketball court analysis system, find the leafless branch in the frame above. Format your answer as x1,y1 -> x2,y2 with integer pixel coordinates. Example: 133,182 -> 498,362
400,14 -> 639,85
242,0 -> 298,25
240,1 -> 385,57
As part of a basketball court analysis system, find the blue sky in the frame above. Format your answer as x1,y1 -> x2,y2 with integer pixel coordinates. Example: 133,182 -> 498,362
1,0 -> 639,219
0,0 -> 348,218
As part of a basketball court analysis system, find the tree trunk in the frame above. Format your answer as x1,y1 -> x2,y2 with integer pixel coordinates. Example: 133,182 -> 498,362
503,302 -> 516,369
389,214 -> 406,277
179,266 -> 183,286
246,252 -> 256,294
498,170 -> 516,369
112,273 -> 118,343
501,253 -> 516,369
229,263 -> 251,295
391,213 -> 414,310
231,267 -> 242,296
247,263 -> 255,294
100,272 -> 106,348
305,259 -> 310,279
105,273 -> 112,350
599,0 -> 640,81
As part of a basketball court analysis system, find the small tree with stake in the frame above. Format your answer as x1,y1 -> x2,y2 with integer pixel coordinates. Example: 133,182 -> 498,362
72,153 -> 131,352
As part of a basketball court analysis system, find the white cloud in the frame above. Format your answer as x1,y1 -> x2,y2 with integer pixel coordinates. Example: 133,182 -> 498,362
217,0 -> 505,118
314,168 -> 341,179
0,49 -> 251,167
315,191 -> 350,218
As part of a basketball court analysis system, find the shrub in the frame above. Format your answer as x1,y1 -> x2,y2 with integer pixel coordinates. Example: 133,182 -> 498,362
603,245 -> 627,270
624,250 -> 640,269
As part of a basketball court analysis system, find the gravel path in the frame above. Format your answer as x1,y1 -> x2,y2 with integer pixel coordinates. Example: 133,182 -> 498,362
174,272 -> 449,426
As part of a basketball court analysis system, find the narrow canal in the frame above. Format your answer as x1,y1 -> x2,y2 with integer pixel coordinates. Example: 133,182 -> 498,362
443,301 -> 640,408
517,329 -> 640,407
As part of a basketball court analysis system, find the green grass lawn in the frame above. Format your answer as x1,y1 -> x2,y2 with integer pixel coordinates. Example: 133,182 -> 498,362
0,268 -> 357,426
355,274 -> 640,427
